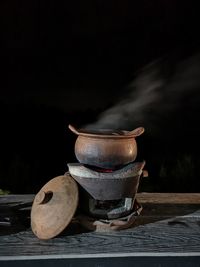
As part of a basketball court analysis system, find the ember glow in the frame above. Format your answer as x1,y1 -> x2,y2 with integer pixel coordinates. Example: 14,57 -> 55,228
84,164 -> 118,173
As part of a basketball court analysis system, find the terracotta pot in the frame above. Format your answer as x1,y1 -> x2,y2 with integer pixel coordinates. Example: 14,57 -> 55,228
68,125 -> 144,169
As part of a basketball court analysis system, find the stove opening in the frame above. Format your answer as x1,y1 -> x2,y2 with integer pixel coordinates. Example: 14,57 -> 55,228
84,163 -> 132,173
94,199 -> 124,210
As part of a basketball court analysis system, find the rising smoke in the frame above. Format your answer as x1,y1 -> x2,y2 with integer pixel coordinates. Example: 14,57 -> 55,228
86,53 -> 200,132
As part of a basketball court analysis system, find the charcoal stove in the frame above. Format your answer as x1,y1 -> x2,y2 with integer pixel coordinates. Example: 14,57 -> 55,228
68,161 -> 145,218
31,125 -> 147,239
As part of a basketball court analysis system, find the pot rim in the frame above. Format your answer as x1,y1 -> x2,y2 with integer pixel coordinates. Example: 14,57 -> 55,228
70,127 -> 144,139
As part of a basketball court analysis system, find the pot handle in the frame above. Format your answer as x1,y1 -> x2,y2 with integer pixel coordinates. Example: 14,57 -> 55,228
68,124 -> 80,135
126,127 -> 145,137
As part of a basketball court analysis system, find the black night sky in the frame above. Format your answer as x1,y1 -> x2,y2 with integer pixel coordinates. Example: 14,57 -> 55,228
0,1 -> 200,193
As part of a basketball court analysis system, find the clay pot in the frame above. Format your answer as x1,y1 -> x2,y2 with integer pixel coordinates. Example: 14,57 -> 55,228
68,124 -> 144,169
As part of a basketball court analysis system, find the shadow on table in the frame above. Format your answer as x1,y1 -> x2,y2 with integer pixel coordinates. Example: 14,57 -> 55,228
133,203 -> 200,227
0,203 -> 32,236
0,204 -> 91,237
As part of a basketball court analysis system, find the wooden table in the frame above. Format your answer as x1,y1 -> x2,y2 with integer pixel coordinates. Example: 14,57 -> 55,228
0,193 -> 200,266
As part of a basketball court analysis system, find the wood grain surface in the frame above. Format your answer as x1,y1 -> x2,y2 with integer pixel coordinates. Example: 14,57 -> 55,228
0,193 -> 200,260
137,193 -> 200,204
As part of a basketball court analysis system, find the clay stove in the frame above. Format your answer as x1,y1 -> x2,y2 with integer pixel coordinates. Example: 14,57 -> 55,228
68,162 -> 145,218
67,125 -> 146,231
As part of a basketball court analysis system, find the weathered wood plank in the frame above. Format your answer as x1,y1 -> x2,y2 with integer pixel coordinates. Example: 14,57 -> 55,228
0,193 -> 200,264
1,255 -> 200,267
0,210 -> 200,257
1,193 -> 200,221
1,193 -> 200,205
137,193 -> 200,204
0,195 -> 35,205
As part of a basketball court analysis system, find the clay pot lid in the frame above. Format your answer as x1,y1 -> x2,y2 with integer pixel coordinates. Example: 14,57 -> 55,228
31,173 -> 78,239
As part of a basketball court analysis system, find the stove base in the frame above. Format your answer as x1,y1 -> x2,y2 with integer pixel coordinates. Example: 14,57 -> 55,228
76,200 -> 142,232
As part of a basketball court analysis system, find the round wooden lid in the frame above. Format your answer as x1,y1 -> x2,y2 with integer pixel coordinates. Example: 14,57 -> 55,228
31,174 -> 78,239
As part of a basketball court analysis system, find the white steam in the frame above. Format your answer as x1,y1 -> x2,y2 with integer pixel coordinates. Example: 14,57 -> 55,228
86,53 -> 200,131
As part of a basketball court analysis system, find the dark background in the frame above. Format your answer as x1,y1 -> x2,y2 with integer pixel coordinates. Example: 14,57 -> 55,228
0,0 -> 200,193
